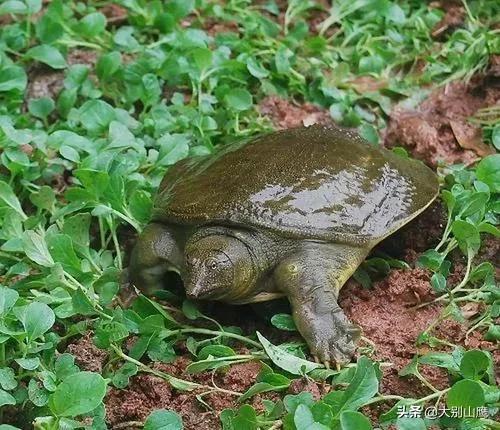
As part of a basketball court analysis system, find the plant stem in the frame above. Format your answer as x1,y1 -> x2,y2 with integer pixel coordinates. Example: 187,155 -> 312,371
113,346 -> 242,396
58,38 -> 104,50
363,387 -> 450,407
63,272 -> 113,320
415,370 -> 439,393
195,354 -> 267,364
414,249 -> 474,309
113,421 -> 143,429
111,208 -> 141,231
165,327 -> 262,349
362,394 -> 405,406
435,211 -> 453,251
98,216 -> 106,249
268,420 -> 283,430
0,251 -> 22,262
448,250 -> 474,294
112,227 -> 123,270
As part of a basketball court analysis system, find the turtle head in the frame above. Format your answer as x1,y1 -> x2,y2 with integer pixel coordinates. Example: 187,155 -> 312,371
184,234 -> 257,301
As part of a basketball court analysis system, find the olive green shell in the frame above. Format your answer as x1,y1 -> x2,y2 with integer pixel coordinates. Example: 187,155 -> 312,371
152,125 -> 439,246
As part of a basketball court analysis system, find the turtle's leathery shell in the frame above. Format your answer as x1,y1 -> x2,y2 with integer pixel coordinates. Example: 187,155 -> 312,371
153,125 -> 439,246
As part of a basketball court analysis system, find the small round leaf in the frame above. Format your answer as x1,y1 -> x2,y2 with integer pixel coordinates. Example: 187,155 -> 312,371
22,302 -> 55,342
28,97 -> 55,119
340,410 -> 372,430
26,45 -> 67,69
271,314 -> 297,331
224,88 -> 253,111
49,372 -> 107,417
476,154 -> 500,193
446,379 -> 485,408
143,409 -> 183,430
459,350 -> 490,380
492,125 -> 500,150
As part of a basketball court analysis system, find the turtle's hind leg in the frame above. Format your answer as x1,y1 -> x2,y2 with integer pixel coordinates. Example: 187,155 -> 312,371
273,242 -> 367,366
129,223 -> 184,294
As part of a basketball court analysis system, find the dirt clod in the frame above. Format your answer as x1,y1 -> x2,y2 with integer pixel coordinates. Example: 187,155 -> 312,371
26,69 -> 64,100
340,269 -> 447,397
384,77 -> 500,167
66,332 -> 108,373
288,378 -> 326,400
222,360 -> 262,392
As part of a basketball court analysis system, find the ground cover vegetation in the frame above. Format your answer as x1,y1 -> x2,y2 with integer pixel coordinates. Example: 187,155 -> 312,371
0,0 -> 498,429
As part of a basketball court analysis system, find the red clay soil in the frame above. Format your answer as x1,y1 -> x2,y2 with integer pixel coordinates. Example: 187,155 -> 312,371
105,357 -> 264,429
436,318 -> 500,381
340,269 -> 451,398
259,95 -> 331,129
100,3 -> 128,26
288,377 -> 330,400
384,75 -> 499,167
203,19 -> 240,37
476,235 -> 500,277
102,350 -> 333,429
340,203 -> 499,400
430,0 -> 466,39
66,332 -> 109,373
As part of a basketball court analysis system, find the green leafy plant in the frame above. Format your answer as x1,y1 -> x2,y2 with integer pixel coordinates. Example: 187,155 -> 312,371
0,0 -> 498,428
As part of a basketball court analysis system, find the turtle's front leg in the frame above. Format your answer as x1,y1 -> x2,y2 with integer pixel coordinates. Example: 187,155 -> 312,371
273,244 -> 365,366
129,223 -> 184,294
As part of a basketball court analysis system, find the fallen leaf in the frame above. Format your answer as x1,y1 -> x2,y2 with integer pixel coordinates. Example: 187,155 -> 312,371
450,120 -> 494,157
459,302 -> 480,319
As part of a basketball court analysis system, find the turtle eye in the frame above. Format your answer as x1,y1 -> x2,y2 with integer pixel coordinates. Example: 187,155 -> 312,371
207,259 -> 218,270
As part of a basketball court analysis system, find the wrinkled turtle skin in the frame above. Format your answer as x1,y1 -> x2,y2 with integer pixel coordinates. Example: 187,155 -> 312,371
129,125 -> 439,365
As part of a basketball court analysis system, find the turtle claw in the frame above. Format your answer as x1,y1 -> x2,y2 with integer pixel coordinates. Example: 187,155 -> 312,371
293,301 -> 358,368
313,316 -> 357,366
319,360 -> 342,371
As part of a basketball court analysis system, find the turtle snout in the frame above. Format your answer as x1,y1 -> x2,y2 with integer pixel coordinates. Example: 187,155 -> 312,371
184,272 -> 205,298
184,275 -> 219,300
186,282 -> 205,299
